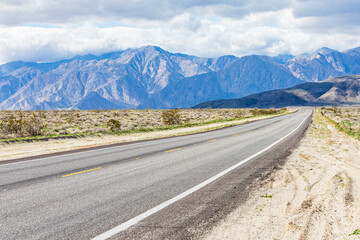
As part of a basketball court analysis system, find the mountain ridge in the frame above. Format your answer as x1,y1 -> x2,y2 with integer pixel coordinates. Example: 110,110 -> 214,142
193,75 -> 360,109
1,45 -> 360,110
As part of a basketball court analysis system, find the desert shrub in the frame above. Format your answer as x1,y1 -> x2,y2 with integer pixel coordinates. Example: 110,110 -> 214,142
26,111 -> 46,136
0,113 -> 27,135
233,110 -> 244,118
162,109 -> 182,125
107,119 -> 121,132
261,109 -> 278,114
328,105 -> 341,114
66,115 -> 75,124
113,111 -> 120,117
184,117 -> 191,123
250,108 -> 261,116
250,108 -> 279,116
52,110 -> 59,117
0,111 -> 46,137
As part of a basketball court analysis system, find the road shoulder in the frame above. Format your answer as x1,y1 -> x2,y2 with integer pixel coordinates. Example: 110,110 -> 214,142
108,111 -> 310,239
203,110 -> 360,240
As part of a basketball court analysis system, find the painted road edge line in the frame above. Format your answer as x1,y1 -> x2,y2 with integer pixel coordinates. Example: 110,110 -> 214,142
61,167 -> 102,178
91,111 -> 312,240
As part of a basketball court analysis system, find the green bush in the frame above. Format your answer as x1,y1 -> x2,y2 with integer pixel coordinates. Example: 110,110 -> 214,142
162,109 -> 182,125
107,119 -> 121,132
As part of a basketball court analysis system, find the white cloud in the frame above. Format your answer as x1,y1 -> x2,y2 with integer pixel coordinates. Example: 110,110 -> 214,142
0,1 -> 360,63
0,0 -> 291,25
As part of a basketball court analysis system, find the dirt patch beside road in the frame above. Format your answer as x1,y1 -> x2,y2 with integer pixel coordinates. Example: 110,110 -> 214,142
203,110 -> 360,240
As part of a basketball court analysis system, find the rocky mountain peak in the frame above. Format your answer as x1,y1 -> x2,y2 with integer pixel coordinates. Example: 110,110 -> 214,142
313,47 -> 338,56
1,45 -> 360,110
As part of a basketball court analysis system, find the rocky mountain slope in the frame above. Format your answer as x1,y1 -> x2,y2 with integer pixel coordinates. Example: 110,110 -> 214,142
144,55 -> 302,108
193,75 -> 360,108
1,46 -> 360,110
0,46 -> 238,110
286,47 -> 360,82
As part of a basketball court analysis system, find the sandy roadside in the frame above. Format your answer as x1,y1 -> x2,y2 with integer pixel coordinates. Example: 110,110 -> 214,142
203,110 -> 360,239
0,113 -> 288,162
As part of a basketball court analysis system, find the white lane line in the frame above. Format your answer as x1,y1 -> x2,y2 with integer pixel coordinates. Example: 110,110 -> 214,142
91,111 -> 312,240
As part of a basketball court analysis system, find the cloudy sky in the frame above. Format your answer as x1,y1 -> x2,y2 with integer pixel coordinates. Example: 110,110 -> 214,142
1,0 -> 360,63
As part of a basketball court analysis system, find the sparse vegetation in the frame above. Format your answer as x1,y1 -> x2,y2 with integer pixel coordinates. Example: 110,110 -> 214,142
349,229 -> 360,236
161,109 -> 182,125
250,108 -> 284,116
0,111 -> 45,137
26,111 -> 46,136
0,108 -> 287,141
205,109 -> 360,239
233,109 -> 244,118
107,119 -> 121,132
322,107 -> 360,140
260,193 -> 273,198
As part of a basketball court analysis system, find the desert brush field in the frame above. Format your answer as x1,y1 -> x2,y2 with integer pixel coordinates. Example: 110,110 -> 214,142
0,108 -> 288,161
0,108 -> 285,140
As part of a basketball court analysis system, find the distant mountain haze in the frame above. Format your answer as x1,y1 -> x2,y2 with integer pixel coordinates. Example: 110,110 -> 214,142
1,45 -> 360,110
193,75 -> 360,109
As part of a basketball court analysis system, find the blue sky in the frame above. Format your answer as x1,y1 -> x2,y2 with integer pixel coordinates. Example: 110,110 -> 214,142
0,0 -> 360,63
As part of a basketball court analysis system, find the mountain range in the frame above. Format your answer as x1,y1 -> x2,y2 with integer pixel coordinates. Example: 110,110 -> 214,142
193,75 -> 360,109
1,45 -> 360,110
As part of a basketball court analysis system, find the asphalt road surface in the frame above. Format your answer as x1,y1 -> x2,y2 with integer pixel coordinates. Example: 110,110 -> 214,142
0,109 -> 312,240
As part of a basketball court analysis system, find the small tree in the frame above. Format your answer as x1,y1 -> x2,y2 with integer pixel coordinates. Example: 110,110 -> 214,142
162,109 -> 182,125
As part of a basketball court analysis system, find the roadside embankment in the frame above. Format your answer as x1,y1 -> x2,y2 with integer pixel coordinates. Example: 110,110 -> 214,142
203,109 -> 360,240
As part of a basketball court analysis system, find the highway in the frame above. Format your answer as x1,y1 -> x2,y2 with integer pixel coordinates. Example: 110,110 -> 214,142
0,109 -> 312,240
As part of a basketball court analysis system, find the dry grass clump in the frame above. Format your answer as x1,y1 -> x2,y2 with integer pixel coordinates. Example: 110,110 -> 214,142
0,108 -> 286,139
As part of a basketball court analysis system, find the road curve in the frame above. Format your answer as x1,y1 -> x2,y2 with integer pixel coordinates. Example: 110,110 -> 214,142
0,109 -> 312,240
